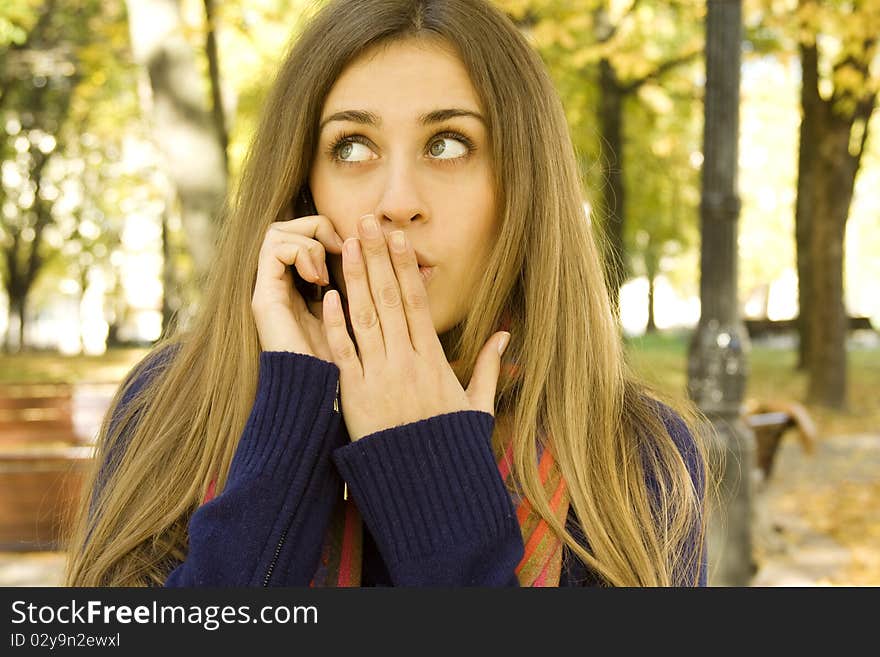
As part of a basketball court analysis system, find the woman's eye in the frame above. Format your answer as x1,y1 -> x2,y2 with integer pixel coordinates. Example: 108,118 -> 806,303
336,140 -> 375,163
428,136 -> 469,160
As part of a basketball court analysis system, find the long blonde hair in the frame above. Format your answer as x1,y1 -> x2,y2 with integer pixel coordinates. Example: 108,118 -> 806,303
64,0 -> 715,587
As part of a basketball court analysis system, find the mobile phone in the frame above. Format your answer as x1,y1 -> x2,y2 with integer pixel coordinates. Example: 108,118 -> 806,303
293,183 -> 318,218
290,184 -> 326,302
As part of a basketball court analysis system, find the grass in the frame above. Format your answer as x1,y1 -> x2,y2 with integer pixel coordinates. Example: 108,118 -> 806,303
624,330 -> 880,438
0,347 -> 151,386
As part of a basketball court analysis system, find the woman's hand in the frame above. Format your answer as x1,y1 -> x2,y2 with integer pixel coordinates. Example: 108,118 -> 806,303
252,214 -> 344,361
321,214 -> 511,441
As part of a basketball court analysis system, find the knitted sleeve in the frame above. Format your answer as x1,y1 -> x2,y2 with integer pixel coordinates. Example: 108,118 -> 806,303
91,347 -> 344,587
331,411 -> 525,587
166,351 -> 344,586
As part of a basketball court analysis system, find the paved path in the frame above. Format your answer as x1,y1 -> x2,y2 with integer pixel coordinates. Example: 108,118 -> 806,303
0,550 -> 66,586
752,432 -> 880,586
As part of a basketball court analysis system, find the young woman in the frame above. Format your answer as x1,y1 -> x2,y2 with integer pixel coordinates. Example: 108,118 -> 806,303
64,0 -> 712,587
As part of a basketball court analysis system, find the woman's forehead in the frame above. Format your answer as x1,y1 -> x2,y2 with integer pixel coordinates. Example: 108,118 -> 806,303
320,40 -> 484,124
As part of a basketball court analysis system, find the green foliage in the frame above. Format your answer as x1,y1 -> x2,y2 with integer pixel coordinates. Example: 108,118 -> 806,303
0,0 -> 40,47
495,1 -> 705,287
181,0 -> 325,179
498,0 -> 877,319
624,84 -> 701,288
0,0 -> 142,314
751,0 -> 880,115
746,0 -> 879,329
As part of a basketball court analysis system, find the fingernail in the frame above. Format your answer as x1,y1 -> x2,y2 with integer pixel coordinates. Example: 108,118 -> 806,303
344,237 -> 361,262
322,262 -> 330,284
335,234 -> 345,248
360,215 -> 379,237
497,332 -> 511,356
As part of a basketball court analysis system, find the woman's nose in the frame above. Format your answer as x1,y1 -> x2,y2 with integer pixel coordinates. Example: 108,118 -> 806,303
372,166 -> 427,228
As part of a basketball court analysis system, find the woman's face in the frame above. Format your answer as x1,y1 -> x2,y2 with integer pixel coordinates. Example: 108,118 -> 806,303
309,37 -> 498,338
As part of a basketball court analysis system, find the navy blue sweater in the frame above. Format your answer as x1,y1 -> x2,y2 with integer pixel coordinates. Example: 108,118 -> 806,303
96,347 -> 707,587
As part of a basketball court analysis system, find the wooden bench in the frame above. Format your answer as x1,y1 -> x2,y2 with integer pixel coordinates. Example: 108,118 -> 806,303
0,385 -> 76,447
0,383 -> 113,551
0,446 -> 94,551
745,315 -> 875,339
744,399 -> 817,483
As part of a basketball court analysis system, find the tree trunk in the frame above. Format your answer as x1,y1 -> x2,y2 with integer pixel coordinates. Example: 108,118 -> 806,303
161,209 -> 178,336
802,26 -> 876,409
645,250 -> 657,334
687,0 -> 754,586
598,58 -> 626,313
3,239 -> 22,352
10,293 -> 26,353
3,246 -> 29,354
77,265 -> 89,353
124,0 -> 228,284
808,159 -> 847,409
806,97 -> 874,409
795,42 -> 819,371
2,149 -> 52,354
203,0 -> 228,175
2,306 -> 9,353
105,271 -> 126,348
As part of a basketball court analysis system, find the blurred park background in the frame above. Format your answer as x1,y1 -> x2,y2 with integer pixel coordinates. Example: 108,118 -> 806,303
0,0 -> 878,586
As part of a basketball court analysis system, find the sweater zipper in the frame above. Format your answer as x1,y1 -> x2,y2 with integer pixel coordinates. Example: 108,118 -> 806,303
263,377 -> 342,586
334,379 -> 347,500
263,527 -> 288,586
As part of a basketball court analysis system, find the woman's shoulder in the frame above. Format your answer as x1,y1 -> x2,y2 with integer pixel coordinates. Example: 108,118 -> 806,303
114,341 -> 182,414
650,399 -> 697,449
642,397 -> 706,495
95,342 -> 184,500
134,340 -> 182,372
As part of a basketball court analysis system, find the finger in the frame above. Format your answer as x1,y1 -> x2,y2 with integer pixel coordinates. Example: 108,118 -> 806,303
341,236 -> 386,369
263,229 -> 325,284
273,214 -> 346,254
387,229 -> 439,356
254,240 -> 310,317
322,289 -> 363,378
464,332 -> 509,417
271,217 -> 339,284
356,214 -> 412,357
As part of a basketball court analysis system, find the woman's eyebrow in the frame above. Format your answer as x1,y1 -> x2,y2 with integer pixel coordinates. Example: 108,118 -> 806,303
319,108 -> 486,132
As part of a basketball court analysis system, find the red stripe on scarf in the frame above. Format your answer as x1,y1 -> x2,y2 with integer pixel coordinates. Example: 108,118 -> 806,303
517,474 -> 567,572
203,478 -> 216,504
515,445 -> 554,525
338,501 -> 358,586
